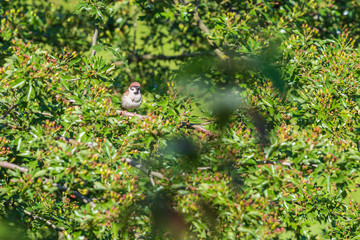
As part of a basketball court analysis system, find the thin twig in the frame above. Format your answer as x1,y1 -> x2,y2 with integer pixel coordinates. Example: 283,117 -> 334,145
113,52 -> 213,65
117,110 -> 146,119
197,166 -> 211,170
123,158 -> 164,179
56,135 -> 164,180
23,208 -> 65,232
90,28 -> 99,58
216,0 -> 241,14
57,135 -> 94,149
149,175 -> 155,187
175,0 -> 227,60
0,161 -> 96,208
193,12 -> 227,59
197,121 -> 212,126
133,10 -> 137,55
136,52 -> 212,61
37,111 -> 53,117
116,110 -> 212,136
195,0 -> 200,12
190,124 -> 213,136
68,77 -> 81,82
52,183 -> 96,209
0,161 -> 28,173
255,160 -> 293,168
1,104 -> 17,119
244,160 -> 316,168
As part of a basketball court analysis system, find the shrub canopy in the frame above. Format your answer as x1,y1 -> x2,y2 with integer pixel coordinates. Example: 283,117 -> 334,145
1,0 -> 360,239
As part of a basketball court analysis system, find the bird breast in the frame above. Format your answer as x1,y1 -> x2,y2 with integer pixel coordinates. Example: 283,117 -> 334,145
122,92 -> 142,109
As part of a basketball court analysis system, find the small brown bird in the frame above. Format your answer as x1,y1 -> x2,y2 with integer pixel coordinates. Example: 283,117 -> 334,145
121,82 -> 142,110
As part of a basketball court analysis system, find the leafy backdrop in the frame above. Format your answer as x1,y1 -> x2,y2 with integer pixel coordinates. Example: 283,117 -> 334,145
1,0 -> 360,239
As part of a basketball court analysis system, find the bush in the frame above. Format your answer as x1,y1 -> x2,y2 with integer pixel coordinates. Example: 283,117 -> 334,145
1,0 -> 360,239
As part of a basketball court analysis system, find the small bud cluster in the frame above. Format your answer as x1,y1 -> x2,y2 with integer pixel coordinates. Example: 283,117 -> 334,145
0,137 -> 10,156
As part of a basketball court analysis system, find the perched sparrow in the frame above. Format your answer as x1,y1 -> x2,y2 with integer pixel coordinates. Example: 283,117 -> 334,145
121,82 -> 142,110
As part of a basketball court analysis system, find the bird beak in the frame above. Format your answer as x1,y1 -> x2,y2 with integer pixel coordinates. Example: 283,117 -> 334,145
134,86 -> 140,94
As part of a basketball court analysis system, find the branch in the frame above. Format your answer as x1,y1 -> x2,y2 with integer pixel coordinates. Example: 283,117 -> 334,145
190,124 -> 213,136
56,135 -> 164,180
149,175 -> 155,187
216,0 -> 241,14
117,110 -> 146,119
197,166 -> 211,170
139,52 -> 213,61
244,160 -> 317,168
0,161 -> 28,173
0,157 -> 161,206
123,158 -> 164,179
255,160 -> 293,168
90,28 -> 99,58
1,103 -> 17,119
0,161 -> 96,208
173,0 -> 227,59
113,52 -> 213,65
193,12 -> 227,59
116,110 -> 213,136
51,183 -> 96,209
57,135 -> 93,148
37,111 -> 53,117
23,208 -> 65,232
68,77 -> 81,82
177,0 -> 228,60
133,11 -> 137,55
195,0 -> 200,12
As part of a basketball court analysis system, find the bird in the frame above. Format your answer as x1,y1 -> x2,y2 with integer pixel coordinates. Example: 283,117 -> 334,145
121,82 -> 142,110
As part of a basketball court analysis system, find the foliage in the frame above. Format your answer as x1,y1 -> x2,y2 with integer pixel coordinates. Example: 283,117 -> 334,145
1,0 -> 360,239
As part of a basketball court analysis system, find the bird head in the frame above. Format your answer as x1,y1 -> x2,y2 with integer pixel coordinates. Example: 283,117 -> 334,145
129,82 -> 141,95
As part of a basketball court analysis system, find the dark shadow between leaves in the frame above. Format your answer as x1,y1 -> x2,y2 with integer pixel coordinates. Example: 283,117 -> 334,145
148,189 -> 187,239
166,137 -> 200,171
175,40 -> 286,142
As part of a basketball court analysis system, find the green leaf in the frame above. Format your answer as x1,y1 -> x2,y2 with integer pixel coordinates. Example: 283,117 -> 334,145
26,84 -> 34,101
0,186 -> 10,195
68,58 -> 81,67
60,77 -> 70,91
94,182 -> 106,190
12,79 -> 26,89
93,44 -> 105,52
33,170 -> 47,178
27,161 -> 38,170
